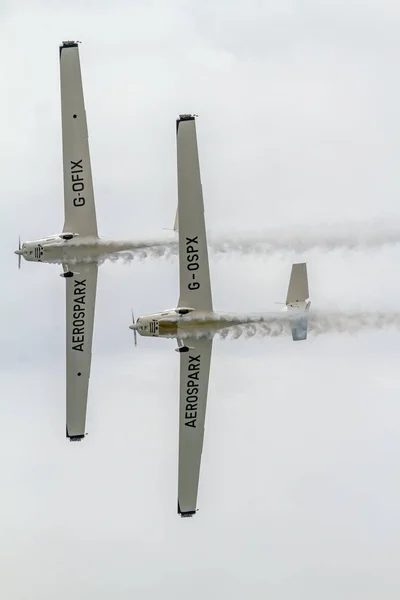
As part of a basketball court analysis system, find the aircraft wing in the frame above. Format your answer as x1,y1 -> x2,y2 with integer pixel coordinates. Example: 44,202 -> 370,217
60,41 -> 98,237
176,115 -> 213,312
66,262 -> 98,440
178,337 -> 213,516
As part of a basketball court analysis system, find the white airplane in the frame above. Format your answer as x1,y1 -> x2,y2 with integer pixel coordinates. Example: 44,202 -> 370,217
15,41 -> 167,441
129,114 -> 311,516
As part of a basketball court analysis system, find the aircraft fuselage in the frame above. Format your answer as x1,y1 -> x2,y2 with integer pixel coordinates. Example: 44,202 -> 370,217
130,301 -> 312,343
14,234 -> 154,264
130,308 -> 253,339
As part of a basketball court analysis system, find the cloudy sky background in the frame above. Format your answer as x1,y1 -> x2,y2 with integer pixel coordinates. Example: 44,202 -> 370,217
2,0 -> 400,597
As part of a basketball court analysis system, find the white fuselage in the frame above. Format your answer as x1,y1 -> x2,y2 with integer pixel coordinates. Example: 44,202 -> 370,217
130,308 -> 250,339
130,302 -> 311,341
15,234 -> 162,264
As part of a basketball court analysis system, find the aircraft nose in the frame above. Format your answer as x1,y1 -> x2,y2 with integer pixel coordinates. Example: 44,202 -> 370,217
14,249 -> 23,256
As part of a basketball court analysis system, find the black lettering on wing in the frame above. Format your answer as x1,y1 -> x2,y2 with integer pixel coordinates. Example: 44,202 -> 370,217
186,236 -> 200,290
186,236 -> 198,246
71,279 -> 87,352
70,159 -> 83,172
184,354 -> 201,427
74,279 -> 86,288
70,159 -> 86,207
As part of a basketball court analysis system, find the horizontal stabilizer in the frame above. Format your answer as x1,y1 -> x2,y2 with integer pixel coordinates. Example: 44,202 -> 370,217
289,309 -> 310,341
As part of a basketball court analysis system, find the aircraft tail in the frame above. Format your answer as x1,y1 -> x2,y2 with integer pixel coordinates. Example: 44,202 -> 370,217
173,207 -> 179,232
285,262 -> 311,341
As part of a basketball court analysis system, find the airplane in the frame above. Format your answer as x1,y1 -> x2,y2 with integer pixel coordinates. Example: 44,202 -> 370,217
129,114 -> 311,516
15,41 -> 168,441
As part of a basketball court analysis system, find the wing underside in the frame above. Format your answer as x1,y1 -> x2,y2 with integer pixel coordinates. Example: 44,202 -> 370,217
66,262 -> 98,439
178,337 -> 213,516
176,115 -> 212,312
60,41 -> 98,237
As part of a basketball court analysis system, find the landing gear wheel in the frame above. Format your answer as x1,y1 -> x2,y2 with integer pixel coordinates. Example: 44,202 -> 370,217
61,271 -> 74,278
177,346 -> 189,353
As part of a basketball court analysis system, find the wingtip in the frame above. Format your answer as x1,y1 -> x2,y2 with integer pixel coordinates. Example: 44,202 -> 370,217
59,40 -> 80,57
177,500 -> 196,517
66,426 -> 85,441
176,113 -> 197,133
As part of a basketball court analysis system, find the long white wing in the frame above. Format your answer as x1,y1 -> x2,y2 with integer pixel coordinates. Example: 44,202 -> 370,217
176,115 -> 212,312
178,337 -> 213,516
60,41 -> 98,237
66,262 -> 98,440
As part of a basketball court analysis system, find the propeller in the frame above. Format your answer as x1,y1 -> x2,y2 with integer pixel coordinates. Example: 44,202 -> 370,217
16,236 -> 22,269
130,309 -> 137,347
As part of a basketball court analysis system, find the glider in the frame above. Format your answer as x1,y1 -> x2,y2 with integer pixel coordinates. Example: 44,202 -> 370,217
15,41 -> 165,440
129,115 -> 311,516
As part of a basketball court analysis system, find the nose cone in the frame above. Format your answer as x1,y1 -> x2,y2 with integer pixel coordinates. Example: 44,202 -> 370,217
129,323 -> 138,331
14,249 -> 23,256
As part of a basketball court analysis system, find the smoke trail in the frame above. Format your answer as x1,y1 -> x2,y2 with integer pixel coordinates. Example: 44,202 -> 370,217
61,218 -> 400,265
47,238 -> 176,265
209,219 -> 400,255
240,310 -> 400,339
176,310 -> 400,341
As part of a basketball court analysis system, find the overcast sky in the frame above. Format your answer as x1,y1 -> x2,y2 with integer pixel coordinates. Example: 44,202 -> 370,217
2,1 -> 400,598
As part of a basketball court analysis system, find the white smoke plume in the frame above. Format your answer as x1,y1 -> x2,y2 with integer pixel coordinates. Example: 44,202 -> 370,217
176,310 -> 400,341
60,218 -> 400,265
210,219 -> 400,255
50,238 -> 175,265
76,219 -> 400,264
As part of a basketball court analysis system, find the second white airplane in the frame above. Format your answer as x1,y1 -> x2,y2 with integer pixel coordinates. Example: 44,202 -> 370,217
129,114 -> 311,517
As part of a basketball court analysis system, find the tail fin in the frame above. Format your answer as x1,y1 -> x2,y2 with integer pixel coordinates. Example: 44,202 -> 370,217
286,263 -> 310,341
162,207 -> 179,233
286,262 -> 309,305
173,206 -> 179,232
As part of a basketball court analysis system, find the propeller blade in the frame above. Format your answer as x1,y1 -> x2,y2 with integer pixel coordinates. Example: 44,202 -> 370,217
131,309 -> 137,347
17,236 -> 21,269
